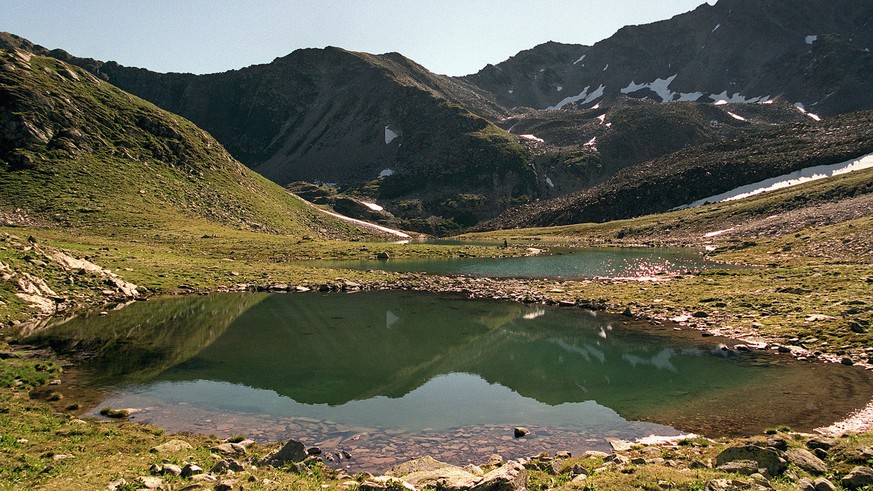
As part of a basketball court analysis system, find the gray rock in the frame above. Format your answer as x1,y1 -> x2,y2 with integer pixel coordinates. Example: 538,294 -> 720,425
138,476 -> 166,490
813,477 -> 837,491
749,472 -> 773,489
160,463 -> 182,476
181,463 -> 203,477
842,466 -> 873,489
806,437 -> 837,450
211,458 -> 245,474
715,444 -> 787,476
214,480 -> 236,491
360,476 -> 416,491
211,442 -> 246,456
149,439 -> 193,454
797,477 -> 816,491
398,465 -> 480,490
584,450 -> 609,459
554,451 -> 571,459
715,459 -> 759,475
765,437 -> 788,451
785,448 -> 827,475
513,427 -> 530,438
259,438 -> 307,467
472,460 -> 527,491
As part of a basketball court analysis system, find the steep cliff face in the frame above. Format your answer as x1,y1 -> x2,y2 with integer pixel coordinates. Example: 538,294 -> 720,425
464,0 -> 873,116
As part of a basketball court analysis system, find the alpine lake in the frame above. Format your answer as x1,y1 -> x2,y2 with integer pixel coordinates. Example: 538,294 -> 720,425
19,248 -> 873,472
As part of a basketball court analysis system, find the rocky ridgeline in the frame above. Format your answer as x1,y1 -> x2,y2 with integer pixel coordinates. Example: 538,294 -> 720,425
107,431 -> 873,491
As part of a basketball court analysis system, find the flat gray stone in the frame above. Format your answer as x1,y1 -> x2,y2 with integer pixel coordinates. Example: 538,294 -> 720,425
258,438 -> 307,467
842,466 -> 873,489
149,439 -> 192,454
785,448 -> 827,475
715,444 -> 787,476
472,460 -> 527,491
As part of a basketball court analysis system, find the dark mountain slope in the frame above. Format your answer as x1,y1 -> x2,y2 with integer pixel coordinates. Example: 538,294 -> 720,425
0,34 -> 529,234
465,0 -> 873,117
0,47 -> 370,239
476,110 -> 873,230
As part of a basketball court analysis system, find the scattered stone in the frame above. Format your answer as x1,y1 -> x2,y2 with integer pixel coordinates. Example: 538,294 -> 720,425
798,478 -> 816,491
715,445 -> 787,477
842,466 -> 873,489
214,480 -> 236,491
813,477 -> 837,491
211,458 -> 244,474
849,321 -> 868,333
471,460 -> 527,491
785,448 -> 828,475
360,476 -> 416,491
181,463 -> 203,477
138,476 -> 166,490
149,439 -> 193,454
107,478 -> 127,491
765,437 -> 788,451
211,442 -> 246,456
486,454 -> 504,467
376,252 -> 390,260
389,457 -> 480,490
306,446 -> 322,456
715,459 -> 759,475
607,438 -> 633,452
513,427 -> 530,438
160,463 -> 182,477
584,450 -> 609,459
555,451 -> 571,459
807,437 -> 837,450
749,472 -> 772,489
258,438 -> 307,467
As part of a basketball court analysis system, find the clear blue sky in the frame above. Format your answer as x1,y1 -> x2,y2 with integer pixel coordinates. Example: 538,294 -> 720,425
0,1 -> 712,76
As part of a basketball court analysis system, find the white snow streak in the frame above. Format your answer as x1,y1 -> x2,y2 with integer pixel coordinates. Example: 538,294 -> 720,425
573,54 -> 586,65
621,74 -> 678,102
378,168 -> 395,178
545,176 -> 555,188
547,84 -> 605,110
603,64 -> 609,71
676,152 -> 873,210
726,111 -> 747,121
384,126 -> 399,144
709,91 -> 770,104
519,134 -> 545,143
361,201 -> 384,212
596,114 -> 606,124
711,23 -> 721,32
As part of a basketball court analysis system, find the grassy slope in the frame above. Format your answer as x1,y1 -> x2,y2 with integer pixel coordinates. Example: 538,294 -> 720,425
0,48 -> 367,240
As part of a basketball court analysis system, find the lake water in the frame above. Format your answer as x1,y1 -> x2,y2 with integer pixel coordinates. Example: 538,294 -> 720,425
304,247 -> 727,279
24,291 -> 873,471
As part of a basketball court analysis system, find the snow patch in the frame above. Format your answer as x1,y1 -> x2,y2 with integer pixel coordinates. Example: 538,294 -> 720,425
573,54 -> 586,65
621,74 -> 678,102
378,168 -> 395,178
508,89 -> 514,94
726,111 -> 747,121
596,114 -> 606,124
805,35 -> 818,45
384,126 -> 399,144
519,134 -> 544,143
677,92 -> 704,102
556,85 -> 563,92
709,91 -> 769,104
795,102 -> 822,121
711,23 -> 721,33
704,227 -> 735,238
547,84 -> 605,110
361,201 -> 384,212
602,64 -> 609,71
545,176 -> 554,188
583,137 -> 598,151
676,152 -> 873,209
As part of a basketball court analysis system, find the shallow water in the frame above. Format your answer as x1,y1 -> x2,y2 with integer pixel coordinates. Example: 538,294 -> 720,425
24,291 -> 873,471
303,247 -> 725,279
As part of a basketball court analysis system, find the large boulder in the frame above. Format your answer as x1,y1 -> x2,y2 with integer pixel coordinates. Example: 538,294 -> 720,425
715,445 -> 787,477
388,457 -> 480,491
258,438 -> 307,467
785,448 -> 827,475
842,466 -> 873,489
471,460 -> 527,491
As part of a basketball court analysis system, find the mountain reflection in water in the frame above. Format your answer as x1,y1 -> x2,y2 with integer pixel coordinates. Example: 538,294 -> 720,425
24,291 -> 873,443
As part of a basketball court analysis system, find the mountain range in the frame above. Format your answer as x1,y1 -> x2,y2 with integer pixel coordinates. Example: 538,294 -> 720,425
2,0 -> 873,234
